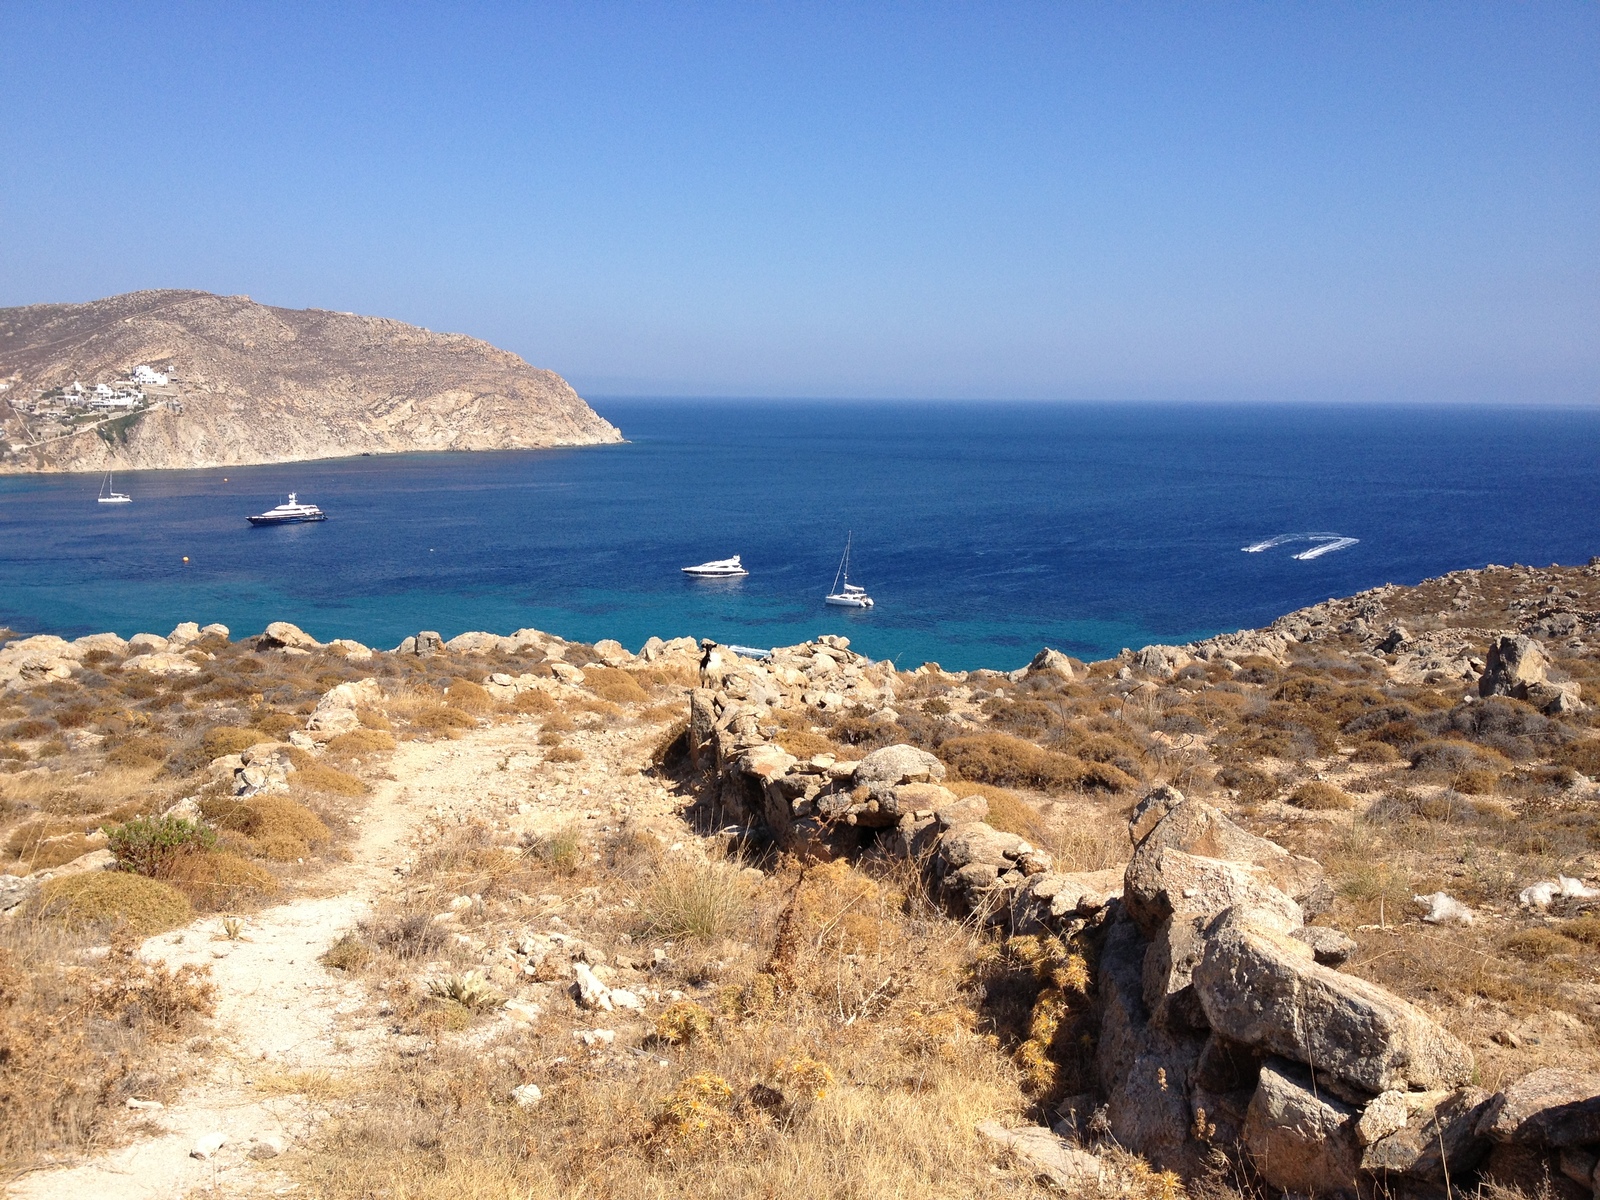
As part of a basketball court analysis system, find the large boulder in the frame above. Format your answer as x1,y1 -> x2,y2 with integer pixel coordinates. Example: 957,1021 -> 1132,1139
1011,868 -> 1124,935
1021,647 -> 1075,681
306,678 -> 385,739
1125,792 -> 1326,928
853,743 -> 946,788
1124,846 -> 1304,938
257,621 -> 323,651
1480,634 -> 1550,699
1360,1087 -> 1492,1183
1095,913 -> 1207,1175
1478,1068 -> 1600,1149
975,1121 -> 1104,1188
1193,915 -> 1474,1095
1242,1057 -> 1362,1197
123,651 -> 204,677
445,631 -> 507,654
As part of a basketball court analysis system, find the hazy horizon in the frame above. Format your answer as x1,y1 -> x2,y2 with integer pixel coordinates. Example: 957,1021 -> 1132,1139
2,4 -> 1595,405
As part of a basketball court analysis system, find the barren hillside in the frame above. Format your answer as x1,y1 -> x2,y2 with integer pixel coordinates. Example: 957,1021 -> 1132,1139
0,290 -> 621,472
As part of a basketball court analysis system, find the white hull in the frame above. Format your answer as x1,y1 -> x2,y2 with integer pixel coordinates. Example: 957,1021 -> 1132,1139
682,555 -> 747,577
825,594 -> 873,608
97,495 -> 132,505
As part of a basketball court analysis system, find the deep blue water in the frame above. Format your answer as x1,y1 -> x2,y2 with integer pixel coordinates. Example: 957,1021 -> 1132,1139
0,401 -> 1596,672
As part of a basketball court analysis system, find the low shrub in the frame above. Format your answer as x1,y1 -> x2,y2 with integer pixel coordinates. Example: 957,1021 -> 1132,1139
774,728 -> 836,759
105,734 -> 171,769
322,932 -> 374,972
1499,927 -> 1575,962
155,849 -> 278,911
1351,741 -> 1401,764
253,711 -> 303,739
292,762 -> 365,796
1217,764 -> 1278,804
201,726 -> 272,760
34,872 -> 192,935
325,728 -> 396,756
584,667 -> 649,705
107,816 -> 216,877
638,859 -> 748,942
1287,781 -> 1353,811
941,733 -> 1102,793
546,745 -> 583,763
364,910 -> 446,960
201,796 -> 330,859
951,782 -> 1050,843
412,705 -> 476,735
1555,738 -> 1600,778
511,689 -> 556,714
444,680 -> 494,715
523,824 -> 583,874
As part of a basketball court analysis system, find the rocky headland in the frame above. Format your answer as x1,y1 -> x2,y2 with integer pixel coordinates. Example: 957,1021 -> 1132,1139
0,290 -> 621,472
2,558 -> 1599,1198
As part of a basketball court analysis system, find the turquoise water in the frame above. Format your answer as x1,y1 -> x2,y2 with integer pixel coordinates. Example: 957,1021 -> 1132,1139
0,400 -> 1596,671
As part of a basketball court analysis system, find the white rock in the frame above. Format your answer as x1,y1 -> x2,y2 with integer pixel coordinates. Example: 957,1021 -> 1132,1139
573,1028 -> 615,1048
572,962 -> 614,1011
247,1134 -> 286,1160
190,1131 -> 228,1160
125,1097 -> 165,1111
511,1083 -> 544,1108
609,988 -> 645,1011
1415,892 -> 1474,926
1519,875 -> 1600,908
504,999 -> 542,1024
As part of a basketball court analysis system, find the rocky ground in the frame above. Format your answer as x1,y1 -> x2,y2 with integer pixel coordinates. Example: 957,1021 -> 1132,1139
1,557 -> 1598,1198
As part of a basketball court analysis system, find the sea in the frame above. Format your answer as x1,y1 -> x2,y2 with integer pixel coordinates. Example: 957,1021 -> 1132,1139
1,400 -> 1596,672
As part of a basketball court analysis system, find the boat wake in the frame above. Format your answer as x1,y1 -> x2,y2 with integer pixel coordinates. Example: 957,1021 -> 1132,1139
1241,532 -> 1359,560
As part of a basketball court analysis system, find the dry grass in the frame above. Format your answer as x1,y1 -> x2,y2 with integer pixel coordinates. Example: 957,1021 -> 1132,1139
638,858 -> 752,942
31,871 -> 193,935
0,923 -> 213,1171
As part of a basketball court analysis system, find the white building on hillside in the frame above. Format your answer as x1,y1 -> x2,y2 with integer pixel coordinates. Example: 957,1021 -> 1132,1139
131,364 -> 169,386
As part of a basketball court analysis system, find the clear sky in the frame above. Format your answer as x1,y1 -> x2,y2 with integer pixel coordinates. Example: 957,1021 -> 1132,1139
1,3 -> 1595,403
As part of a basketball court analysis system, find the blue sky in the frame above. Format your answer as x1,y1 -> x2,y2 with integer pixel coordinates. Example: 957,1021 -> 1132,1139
1,3 -> 1595,402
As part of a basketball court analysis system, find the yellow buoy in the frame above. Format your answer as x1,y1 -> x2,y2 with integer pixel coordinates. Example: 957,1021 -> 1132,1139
182,556 -> 190,563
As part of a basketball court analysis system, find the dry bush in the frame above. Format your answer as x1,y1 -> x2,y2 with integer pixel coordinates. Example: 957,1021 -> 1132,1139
585,667 -> 650,705
202,795 -> 331,860
322,931 -> 374,972
1498,927 -> 1577,962
774,727 -> 837,759
512,688 -> 558,715
292,761 -> 366,796
1351,740 -> 1401,764
1216,764 -> 1277,804
0,928 -> 210,1172
32,871 -> 193,936
325,728 -> 397,756
948,782 -> 1050,843
1286,781 -> 1353,811
546,745 -> 584,764
155,849 -> 278,911
523,824 -> 584,875
253,710 -> 303,739
942,733 -> 1135,794
638,859 -> 752,943
363,910 -> 447,961
412,705 -> 478,736
201,725 -> 273,759
1554,737 -> 1600,778
105,733 -> 171,769
445,679 -> 495,714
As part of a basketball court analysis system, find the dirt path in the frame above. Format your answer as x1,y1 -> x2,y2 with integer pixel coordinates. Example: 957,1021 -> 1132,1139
9,712 -> 682,1200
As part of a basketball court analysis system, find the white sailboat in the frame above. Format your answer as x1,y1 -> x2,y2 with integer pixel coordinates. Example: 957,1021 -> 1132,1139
825,533 -> 874,608
97,471 -> 132,505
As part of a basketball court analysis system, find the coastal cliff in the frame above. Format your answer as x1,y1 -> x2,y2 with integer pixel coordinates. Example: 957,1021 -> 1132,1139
0,290 -> 622,472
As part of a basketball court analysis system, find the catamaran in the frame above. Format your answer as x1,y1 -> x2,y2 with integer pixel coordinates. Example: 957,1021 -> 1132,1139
682,555 -> 748,577
825,533 -> 874,607
97,472 -> 132,505
247,492 -> 327,525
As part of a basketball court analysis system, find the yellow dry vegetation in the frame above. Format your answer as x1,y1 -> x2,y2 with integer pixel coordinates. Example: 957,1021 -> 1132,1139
33,871 -> 192,936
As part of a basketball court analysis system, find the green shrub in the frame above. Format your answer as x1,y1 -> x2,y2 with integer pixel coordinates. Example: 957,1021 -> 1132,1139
107,815 -> 216,877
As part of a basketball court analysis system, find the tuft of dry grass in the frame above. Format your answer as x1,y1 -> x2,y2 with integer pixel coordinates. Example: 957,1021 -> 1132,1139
638,858 -> 751,943
1286,781 -> 1353,811
155,849 -> 278,911
325,728 -> 397,756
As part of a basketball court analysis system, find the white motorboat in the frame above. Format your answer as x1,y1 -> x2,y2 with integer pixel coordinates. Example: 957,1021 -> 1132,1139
247,492 -> 327,525
97,471 -> 131,505
824,533 -> 874,607
682,555 -> 748,577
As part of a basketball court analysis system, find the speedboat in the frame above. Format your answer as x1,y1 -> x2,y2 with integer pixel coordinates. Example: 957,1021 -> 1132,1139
97,471 -> 131,505
247,492 -> 327,525
824,533 -> 874,607
682,555 -> 748,577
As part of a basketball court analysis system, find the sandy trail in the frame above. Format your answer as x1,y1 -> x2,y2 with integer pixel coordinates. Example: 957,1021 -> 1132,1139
9,713 -> 680,1200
